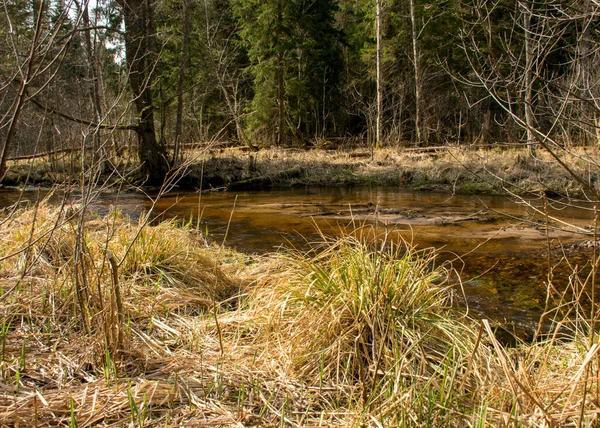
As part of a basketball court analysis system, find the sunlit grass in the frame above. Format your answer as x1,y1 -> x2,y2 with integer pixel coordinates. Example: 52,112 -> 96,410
5,144 -> 599,196
181,145 -> 600,195
0,203 -> 599,426
245,233 -> 495,425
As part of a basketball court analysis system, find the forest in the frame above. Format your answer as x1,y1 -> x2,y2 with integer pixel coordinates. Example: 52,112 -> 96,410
3,1 -> 600,426
1,0 -> 599,185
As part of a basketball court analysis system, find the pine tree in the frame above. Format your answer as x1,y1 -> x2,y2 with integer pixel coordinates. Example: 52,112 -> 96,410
233,0 -> 343,145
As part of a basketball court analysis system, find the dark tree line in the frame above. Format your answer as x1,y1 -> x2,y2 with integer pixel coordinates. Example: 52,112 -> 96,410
1,0 -> 599,184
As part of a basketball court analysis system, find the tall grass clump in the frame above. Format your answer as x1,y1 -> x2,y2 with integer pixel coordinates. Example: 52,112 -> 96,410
0,202 -> 239,364
0,202 -> 238,313
249,232 -> 492,425
0,201 -> 248,425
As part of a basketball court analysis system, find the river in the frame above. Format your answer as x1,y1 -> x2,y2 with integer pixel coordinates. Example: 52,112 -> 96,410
1,186 -> 596,336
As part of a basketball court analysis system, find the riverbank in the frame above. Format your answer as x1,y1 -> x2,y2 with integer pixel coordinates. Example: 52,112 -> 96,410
180,144 -> 599,197
4,144 -> 599,197
0,204 -> 598,426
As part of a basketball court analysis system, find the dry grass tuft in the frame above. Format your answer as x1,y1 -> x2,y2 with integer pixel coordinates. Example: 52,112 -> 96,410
1,203 -> 600,426
244,233 -> 502,425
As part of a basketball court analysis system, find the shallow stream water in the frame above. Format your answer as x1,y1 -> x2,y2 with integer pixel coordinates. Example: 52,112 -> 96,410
1,186 -> 597,335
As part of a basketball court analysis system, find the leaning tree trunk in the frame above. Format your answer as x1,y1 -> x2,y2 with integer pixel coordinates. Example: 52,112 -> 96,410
117,0 -> 168,185
0,0 -> 44,182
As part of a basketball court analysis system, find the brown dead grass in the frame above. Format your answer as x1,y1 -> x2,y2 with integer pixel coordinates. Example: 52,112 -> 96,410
4,144 -> 599,197
1,203 -> 600,426
181,145 -> 600,196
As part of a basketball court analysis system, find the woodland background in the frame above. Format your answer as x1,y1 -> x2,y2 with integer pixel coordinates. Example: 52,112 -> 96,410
1,0 -> 599,183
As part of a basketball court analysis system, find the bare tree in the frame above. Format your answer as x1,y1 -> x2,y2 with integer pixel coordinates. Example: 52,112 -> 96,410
376,0 -> 383,148
521,0 -> 536,151
458,0 -> 600,201
74,0 -> 107,172
115,0 -> 169,185
276,0 -> 285,146
0,0 -> 87,181
202,0 -> 255,151
576,0 -> 600,145
409,0 -> 422,145
0,3 -> 43,180
173,0 -> 191,164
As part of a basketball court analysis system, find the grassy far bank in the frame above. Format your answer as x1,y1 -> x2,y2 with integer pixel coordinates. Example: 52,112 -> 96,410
1,203 -> 599,426
190,145 -> 599,197
3,144 -> 600,197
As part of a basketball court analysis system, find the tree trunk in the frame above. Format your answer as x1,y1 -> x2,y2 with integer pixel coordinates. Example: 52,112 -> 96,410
0,0 -> 44,181
376,0 -> 382,149
579,0 -> 599,145
409,0 -> 422,145
117,0 -> 168,185
174,0 -> 191,164
522,1 -> 536,152
276,0 -> 286,146
202,0 -> 256,151
80,2 -> 105,172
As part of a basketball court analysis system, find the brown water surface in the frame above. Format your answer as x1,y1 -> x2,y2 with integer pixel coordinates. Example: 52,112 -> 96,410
1,186 -> 596,334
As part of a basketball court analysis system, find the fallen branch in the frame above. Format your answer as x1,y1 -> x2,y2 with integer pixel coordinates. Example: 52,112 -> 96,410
227,168 -> 303,191
7,147 -> 84,161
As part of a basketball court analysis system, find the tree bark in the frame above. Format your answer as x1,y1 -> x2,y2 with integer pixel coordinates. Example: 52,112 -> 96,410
376,0 -> 382,149
116,0 -> 168,185
174,0 -> 191,164
409,0 -> 422,145
276,0 -> 285,146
